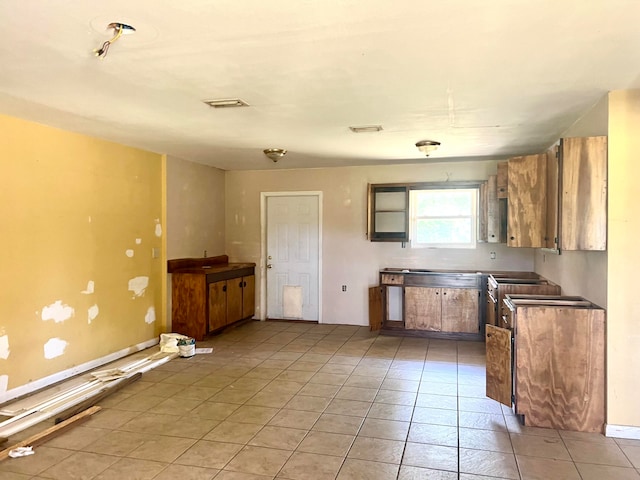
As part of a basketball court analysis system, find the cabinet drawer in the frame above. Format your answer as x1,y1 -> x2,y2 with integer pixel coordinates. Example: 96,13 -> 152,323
381,274 -> 404,285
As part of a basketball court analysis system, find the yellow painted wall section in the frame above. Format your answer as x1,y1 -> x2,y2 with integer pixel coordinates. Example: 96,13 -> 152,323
607,90 -> 640,427
0,114 -> 164,394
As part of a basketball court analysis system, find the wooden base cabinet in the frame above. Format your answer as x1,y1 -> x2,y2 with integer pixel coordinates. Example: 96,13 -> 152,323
486,296 -> 606,432
209,275 -> 255,332
405,287 -> 479,333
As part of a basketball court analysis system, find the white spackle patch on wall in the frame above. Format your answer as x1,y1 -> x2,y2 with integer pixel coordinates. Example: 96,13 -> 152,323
41,301 -> 75,323
0,375 -> 7,395
128,276 -> 149,298
88,304 -> 99,324
44,338 -> 68,359
136,238 -> 142,244
154,219 -> 162,237
126,249 -> 134,258
145,306 -> 156,324
81,280 -> 95,294
88,216 -> 92,223
0,335 -> 9,359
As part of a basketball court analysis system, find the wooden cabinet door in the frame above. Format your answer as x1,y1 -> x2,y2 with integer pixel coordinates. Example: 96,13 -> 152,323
242,275 -> 255,318
486,175 -> 503,243
497,161 -> 508,198
172,273 -> 207,340
226,279 -> 244,324
368,286 -> 383,331
560,136 -> 607,251
486,295 -> 497,327
441,288 -> 479,333
486,325 -> 513,407
478,181 -> 488,242
507,154 -> 547,247
545,147 -> 560,249
208,281 -> 227,332
405,287 -> 441,331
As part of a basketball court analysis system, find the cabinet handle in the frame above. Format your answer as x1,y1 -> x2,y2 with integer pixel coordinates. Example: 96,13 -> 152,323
510,236 -> 515,240
222,285 -> 227,292
487,333 -> 492,338
435,292 -> 439,295
239,281 -> 243,288
243,281 -> 247,287
443,292 -> 447,295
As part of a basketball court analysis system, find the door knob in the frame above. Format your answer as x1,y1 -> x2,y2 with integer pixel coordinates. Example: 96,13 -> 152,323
266,264 -> 273,269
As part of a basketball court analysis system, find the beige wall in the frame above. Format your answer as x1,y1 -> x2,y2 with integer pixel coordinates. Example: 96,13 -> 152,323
166,156 -> 226,260
533,94 -> 608,307
226,160 -> 535,325
607,89 -> 640,428
0,114 -> 164,398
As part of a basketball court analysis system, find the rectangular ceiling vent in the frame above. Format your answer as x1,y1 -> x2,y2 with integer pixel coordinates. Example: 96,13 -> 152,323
203,98 -> 249,108
349,125 -> 383,133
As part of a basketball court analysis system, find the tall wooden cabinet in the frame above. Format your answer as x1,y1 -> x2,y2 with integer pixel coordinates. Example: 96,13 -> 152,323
486,294 -> 606,432
507,153 -> 547,247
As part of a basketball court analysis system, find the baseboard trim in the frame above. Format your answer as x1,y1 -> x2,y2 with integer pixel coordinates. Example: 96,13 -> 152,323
1,337 -> 159,405
605,424 -> 640,439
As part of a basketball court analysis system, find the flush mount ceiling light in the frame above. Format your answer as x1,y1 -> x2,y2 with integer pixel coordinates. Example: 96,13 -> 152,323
415,140 -> 441,156
263,148 -> 287,163
94,22 -> 136,58
349,125 -> 383,133
203,98 -> 249,108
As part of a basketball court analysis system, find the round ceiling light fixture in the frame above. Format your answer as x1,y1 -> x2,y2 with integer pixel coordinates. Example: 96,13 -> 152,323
263,148 -> 287,163
415,140 -> 441,156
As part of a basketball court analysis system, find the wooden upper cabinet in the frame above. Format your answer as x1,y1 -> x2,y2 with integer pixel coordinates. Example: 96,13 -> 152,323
367,184 -> 409,242
497,161 -> 508,198
486,175 -> 505,243
478,181 -> 488,242
507,154 -> 547,248
560,136 -> 607,251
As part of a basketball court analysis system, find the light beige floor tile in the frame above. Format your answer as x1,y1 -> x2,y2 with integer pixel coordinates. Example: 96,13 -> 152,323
193,375 -> 237,389
459,427 -> 513,454
149,396 -> 204,415
118,411 -> 218,438
191,401 -> 241,421
297,382 -> 341,397
374,389 -> 417,406
402,442 -> 458,472
351,366 -> 388,378
209,388 -> 258,404
459,448 -> 519,479
337,458 -> 400,480
276,370 -> 316,383
343,375 -> 384,389
385,369 -> 422,381
224,445 -> 292,476
380,378 -> 420,393
309,373 -> 350,386
367,402 -> 414,422
261,359 -> 296,369
172,385 -> 220,401
300,353 -> 333,363
225,405 -> 281,425
359,418 -> 409,441
85,408 -> 139,430
270,351 -> 304,361
319,364 -> 356,375
45,426 -> 109,450
398,465 -> 458,480
358,358 -> 393,369
576,462 -> 640,480
516,454 -> 581,480
174,440 -> 243,469
408,423 -> 458,447
458,396 -> 503,414
249,426 -> 308,450
312,413 -> 365,435
128,435 -> 197,462
277,451 -> 344,479
284,394 -> 332,412
230,378 -> 271,391
336,386 -> 378,402
39,451 -> 119,480
457,383 -> 486,398
297,430 -> 355,456
510,432 -> 571,460
415,393 -> 458,410
421,372 -> 458,385
84,430 -> 152,456
246,392 -> 295,408
152,464 -> 219,480
458,411 -> 507,432
268,409 -> 322,429
93,457 -> 167,480
621,445 -> 640,468
348,436 -> 405,464
418,382 -> 458,396
203,420 -> 263,444
287,361 -> 324,372
615,438 -> 640,447
559,430 -> 615,444
261,380 -> 306,395
412,406 -> 458,427
565,438 -> 632,466
329,355 -> 362,366
325,398 -> 372,417
458,374 -> 486,386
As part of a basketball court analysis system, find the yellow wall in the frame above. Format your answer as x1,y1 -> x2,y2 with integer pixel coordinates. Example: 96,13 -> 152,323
607,89 -> 640,427
226,161 -> 535,325
0,114 -> 164,396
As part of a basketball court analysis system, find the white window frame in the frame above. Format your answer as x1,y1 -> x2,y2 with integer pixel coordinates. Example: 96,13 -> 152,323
409,187 -> 478,249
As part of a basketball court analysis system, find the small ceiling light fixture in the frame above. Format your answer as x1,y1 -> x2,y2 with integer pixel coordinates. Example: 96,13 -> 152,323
349,125 -> 383,133
94,22 -> 136,59
415,140 -> 441,156
203,98 -> 250,108
263,148 -> 287,163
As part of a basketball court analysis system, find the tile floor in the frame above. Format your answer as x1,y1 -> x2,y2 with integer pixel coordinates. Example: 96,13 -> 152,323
2,321 -> 639,480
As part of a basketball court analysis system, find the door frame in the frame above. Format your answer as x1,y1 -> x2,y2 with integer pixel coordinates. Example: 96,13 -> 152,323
260,191 -> 323,322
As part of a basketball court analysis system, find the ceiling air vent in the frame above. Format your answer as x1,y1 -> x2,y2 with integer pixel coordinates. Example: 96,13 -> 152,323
349,125 -> 383,133
203,98 -> 249,108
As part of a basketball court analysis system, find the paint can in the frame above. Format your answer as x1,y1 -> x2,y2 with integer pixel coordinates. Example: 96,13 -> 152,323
177,337 -> 196,358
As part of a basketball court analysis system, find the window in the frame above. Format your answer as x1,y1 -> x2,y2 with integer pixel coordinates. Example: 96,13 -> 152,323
410,188 -> 478,248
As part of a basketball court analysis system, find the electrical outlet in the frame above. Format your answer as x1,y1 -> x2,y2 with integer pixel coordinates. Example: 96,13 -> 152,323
490,251 -> 496,260
341,285 -> 347,292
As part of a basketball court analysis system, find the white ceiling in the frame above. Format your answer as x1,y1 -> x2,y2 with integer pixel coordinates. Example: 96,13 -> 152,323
1,1 -> 639,171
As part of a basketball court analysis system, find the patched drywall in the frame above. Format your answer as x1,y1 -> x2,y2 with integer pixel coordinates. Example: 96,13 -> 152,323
0,113 -> 164,394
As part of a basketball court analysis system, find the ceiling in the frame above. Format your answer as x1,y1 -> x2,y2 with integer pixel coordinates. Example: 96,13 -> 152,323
1,1 -> 639,171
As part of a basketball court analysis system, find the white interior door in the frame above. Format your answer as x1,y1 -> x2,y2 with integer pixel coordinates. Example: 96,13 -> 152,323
266,195 -> 319,320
